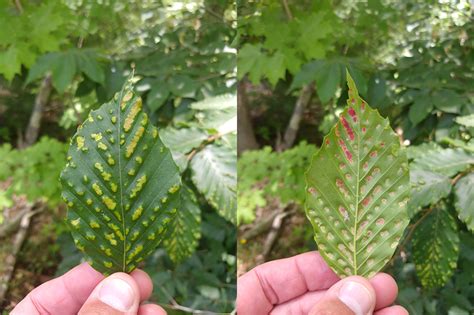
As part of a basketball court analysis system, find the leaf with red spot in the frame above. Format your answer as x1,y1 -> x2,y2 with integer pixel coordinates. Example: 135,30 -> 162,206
305,70 -> 410,278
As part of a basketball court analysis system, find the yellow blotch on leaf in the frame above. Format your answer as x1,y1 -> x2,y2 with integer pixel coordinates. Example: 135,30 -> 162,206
89,220 -> 100,229
128,244 -> 144,261
168,185 -> 180,194
91,133 -> 102,141
101,172 -> 112,181
92,183 -> 103,196
121,91 -> 133,110
135,156 -> 143,164
102,196 -> 117,210
97,142 -> 108,151
107,156 -> 115,166
152,128 -> 158,139
123,98 -> 142,132
111,116 -> 117,124
132,205 -> 144,221
103,261 -> 113,268
86,198 -> 93,205
70,218 -> 80,227
76,136 -> 85,150
105,233 -> 117,246
94,163 -> 104,172
110,182 -> 118,192
130,175 -> 147,199
125,126 -> 145,158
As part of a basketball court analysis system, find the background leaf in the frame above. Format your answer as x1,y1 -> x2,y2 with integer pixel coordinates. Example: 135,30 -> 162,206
305,71 -> 410,278
454,173 -> 474,232
163,186 -> 201,263
60,78 -> 181,274
408,170 -> 452,217
412,208 -> 460,289
411,148 -> 474,177
191,144 -> 236,224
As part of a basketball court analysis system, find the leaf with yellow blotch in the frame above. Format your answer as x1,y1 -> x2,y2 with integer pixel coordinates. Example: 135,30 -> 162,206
60,75 -> 181,274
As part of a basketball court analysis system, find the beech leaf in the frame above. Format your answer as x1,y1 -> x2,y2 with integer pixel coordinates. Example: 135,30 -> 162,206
60,76 -> 181,274
305,70 -> 410,278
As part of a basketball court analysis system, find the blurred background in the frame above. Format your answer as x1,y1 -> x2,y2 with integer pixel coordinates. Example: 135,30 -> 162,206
237,1 -> 473,314
0,0 -> 236,313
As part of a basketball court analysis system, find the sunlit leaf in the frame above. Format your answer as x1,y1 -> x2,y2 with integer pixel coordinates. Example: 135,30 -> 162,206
305,71 -> 410,278
412,208 -> 460,289
60,77 -> 181,274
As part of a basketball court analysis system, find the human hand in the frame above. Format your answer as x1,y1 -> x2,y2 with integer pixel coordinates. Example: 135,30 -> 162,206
237,251 -> 408,315
11,262 -> 166,315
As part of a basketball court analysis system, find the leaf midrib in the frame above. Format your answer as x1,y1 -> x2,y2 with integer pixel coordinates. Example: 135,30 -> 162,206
117,91 -> 126,272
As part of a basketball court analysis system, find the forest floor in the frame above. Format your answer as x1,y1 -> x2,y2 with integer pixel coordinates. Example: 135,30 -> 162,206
237,200 -> 315,276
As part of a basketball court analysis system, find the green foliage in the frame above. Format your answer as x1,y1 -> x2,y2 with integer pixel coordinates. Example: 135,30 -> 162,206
408,170 -> 452,217
163,186 -> 201,264
237,142 -> 316,225
305,73 -> 410,278
60,78 -> 181,274
412,207 -> 460,289
26,49 -> 104,93
0,0 -> 71,80
0,137 -> 66,206
454,174 -> 474,232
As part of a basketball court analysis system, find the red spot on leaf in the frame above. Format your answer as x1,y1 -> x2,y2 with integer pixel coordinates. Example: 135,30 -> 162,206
380,142 -> 385,147
351,98 -> 355,104
326,139 -> 330,145
362,127 -> 366,133
348,107 -> 357,122
338,139 -> 353,162
340,116 -> 355,141
361,102 -> 366,110
370,151 -> 377,158
336,179 -> 344,188
335,125 -> 340,137
363,162 -> 369,169
362,197 -> 371,207
339,206 -> 349,220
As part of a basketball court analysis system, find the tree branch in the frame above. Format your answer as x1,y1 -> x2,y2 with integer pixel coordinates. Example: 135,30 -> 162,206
23,74 -> 53,147
281,0 -> 293,20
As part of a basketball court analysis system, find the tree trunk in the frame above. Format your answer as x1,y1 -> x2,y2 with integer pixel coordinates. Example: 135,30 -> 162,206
278,83 -> 314,151
237,81 -> 259,155
23,74 -> 52,147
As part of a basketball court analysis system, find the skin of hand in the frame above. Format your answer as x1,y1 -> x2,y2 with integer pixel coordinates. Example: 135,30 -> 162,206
237,251 -> 409,315
10,263 -> 167,315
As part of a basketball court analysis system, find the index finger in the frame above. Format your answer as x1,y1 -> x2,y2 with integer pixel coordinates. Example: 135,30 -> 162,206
237,251 -> 339,314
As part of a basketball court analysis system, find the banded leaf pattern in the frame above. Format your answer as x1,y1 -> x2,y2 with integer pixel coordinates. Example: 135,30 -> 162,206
305,71 -> 410,278
412,208 -> 460,289
60,77 -> 181,274
191,144 -> 236,224
163,186 -> 201,263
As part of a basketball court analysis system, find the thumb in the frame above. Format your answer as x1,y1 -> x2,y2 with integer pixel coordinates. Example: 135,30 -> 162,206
78,272 -> 141,315
309,276 -> 376,315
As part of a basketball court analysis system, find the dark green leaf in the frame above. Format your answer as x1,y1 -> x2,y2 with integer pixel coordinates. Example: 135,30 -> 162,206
60,77 -> 181,274
412,208 -> 460,289
408,94 -> 433,125
75,51 -> 105,84
315,62 -> 342,103
163,186 -> 201,263
52,52 -> 76,93
147,84 -> 170,112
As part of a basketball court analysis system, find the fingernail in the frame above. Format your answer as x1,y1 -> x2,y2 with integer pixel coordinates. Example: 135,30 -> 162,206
98,277 -> 134,311
338,281 -> 373,315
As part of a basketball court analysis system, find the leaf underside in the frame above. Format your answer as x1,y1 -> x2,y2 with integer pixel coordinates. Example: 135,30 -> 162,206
305,71 -> 410,278
191,144 -> 237,224
60,78 -> 181,274
412,208 -> 459,289
454,173 -> 474,232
